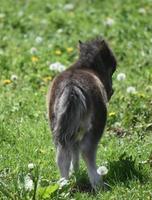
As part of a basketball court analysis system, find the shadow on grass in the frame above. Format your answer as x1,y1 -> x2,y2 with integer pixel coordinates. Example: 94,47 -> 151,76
71,171 -> 93,193
106,153 -> 146,185
72,153 -> 148,194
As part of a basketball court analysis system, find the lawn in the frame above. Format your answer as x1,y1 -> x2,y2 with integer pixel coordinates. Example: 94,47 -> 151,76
0,0 -> 152,199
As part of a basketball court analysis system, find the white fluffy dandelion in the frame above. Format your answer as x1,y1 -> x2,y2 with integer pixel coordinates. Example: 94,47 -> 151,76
58,177 -> 68,187
11,74 -> 18,81
117,73 -> 126,81
146,85 -> 152,92
24,175 -> 34,191
64,4 -> 74,11
35,36 -> 43,44
0,49 -> 4,55
114,122 -> 121,128
57,28 -> 63,34
41,19 -> 47,25
104,18 -> 115,27
49,62 -> 66,72
30,47 -> 37,55
138,8 -> 146,14
28,163 -> 35,170
97,166 -> 108,176
18,11 -> 24,17
0,13 -> 5,19
126,86 -> 137,94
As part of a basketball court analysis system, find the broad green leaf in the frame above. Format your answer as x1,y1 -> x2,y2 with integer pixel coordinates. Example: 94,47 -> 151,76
38,184 -> 59,199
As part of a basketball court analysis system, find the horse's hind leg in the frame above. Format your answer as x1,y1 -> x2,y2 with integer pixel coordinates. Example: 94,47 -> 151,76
80,131 -> 103,189
56,144 -> 71,179
70,143 -> 80,174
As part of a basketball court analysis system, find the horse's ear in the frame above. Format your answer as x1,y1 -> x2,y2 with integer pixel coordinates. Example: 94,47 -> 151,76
100,39 -> 106,46
78,40 -> 83,45
78,40 -> 83,48
78,40 -> 84,51
100,39 -> 109,52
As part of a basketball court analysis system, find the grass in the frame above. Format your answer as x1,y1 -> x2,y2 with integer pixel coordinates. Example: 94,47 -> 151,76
0,0 -> 152,199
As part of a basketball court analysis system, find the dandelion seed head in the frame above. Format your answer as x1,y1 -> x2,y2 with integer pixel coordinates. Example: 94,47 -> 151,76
57,29 -> 63,34
30,47 -> 37,55
28,163 -> 35,170
117,73 -> 126,81
127,86 -> 137,94
127,42 -> 132,49
41,19 -> 47,25
24,175 -> 34,191
0,13 -> 5,19
49,62 -> 65,72
104,18 -> 115,26
114,122 -> 121,128
18,11 -> 24,17
141,50 -> 145,57
138,8 -> 146,14
0,49 -> 4,55
64,4 -> 74,11
35,36 -> 43,44
11,74 -> 18,81
58,177 -> 68,187
97,166 -> 108,176
146,85 -> 152,92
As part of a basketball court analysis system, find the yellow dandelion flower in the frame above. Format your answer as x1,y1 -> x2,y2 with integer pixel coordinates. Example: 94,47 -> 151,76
66,47 -> 73,53
55,50 -> 62,55
39,149 -> 46,154
138,93 -> 146,98
3,79 -> 12,84
69,12 -> 74,16
109,112 -> 116,117
31,56 -> 39,63
43,76 -> 52,82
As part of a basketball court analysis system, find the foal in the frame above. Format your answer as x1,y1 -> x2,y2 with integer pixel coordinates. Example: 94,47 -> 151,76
47,37 -> 117,189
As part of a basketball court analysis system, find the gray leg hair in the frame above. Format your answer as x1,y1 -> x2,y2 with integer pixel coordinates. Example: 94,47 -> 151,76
80,132 -> 103,189
56,144 -> 71,179
70,143 -> 80,174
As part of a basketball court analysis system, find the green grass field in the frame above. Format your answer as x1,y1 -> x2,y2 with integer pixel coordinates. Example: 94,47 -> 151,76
0,0 -> 152,199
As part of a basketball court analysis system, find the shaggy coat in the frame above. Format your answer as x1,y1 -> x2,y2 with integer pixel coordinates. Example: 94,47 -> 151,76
47,38 -> 117,189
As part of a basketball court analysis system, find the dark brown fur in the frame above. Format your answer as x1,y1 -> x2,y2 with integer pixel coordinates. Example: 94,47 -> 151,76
47,37 -> 117,189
